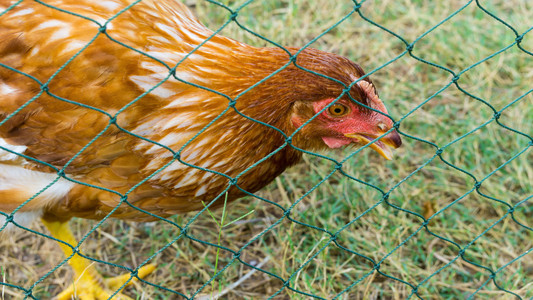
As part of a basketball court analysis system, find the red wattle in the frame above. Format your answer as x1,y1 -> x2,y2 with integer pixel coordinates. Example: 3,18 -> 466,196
322,137 -> 351,148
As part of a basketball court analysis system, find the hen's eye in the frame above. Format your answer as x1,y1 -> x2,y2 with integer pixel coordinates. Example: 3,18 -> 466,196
328,104 -> 349,116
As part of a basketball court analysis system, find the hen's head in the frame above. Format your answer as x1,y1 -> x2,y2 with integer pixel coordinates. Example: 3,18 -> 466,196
248,48 -> 402,159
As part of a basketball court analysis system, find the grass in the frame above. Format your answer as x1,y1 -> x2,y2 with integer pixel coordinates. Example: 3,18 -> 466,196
1,0 -> 532,299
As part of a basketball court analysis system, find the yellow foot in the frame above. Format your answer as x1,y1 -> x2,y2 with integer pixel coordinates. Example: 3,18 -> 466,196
56,263 -> 156,300
41,219 -> 156,300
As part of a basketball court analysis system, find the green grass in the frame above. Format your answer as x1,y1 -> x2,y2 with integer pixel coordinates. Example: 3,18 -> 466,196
1,0 -> 532,299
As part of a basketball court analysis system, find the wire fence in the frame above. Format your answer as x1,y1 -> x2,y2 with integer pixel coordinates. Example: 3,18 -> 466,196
0,0 -> 531,299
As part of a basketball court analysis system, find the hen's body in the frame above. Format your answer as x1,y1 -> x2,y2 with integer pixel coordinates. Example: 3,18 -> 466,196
0,0 -> 363,222
0,1 -> 402,298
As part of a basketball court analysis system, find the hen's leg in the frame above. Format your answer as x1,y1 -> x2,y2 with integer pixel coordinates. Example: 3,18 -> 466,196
42,219 -> 156,300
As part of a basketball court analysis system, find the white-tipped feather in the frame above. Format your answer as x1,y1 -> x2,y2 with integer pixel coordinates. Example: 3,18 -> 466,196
0,164 -> 74,207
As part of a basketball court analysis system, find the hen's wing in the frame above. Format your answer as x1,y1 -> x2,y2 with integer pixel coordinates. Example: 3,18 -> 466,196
1,0 -> 191,167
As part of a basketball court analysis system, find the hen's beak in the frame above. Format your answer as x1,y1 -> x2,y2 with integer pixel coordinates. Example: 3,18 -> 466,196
344,131 -> 402,160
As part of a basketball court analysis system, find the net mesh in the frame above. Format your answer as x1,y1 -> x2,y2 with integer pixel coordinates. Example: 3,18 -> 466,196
0,0 -> 531,299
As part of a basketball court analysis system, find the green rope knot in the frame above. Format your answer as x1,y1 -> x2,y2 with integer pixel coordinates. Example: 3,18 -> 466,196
493,112 -> 501,119
229,178 -> 238,186
109,117 -> 118,125
515,35 -> 523,43
228,100 -> 237,108
373,263 -> 381,271
285,136 -> 292,144
474,182 -> 482,189
435,148 -> 444,155
98,25 -> 106,33
422,220 -> 429,226
5,214 -> 13,223
169,68 -> 177,77
507,207 -> 515,213
458,249 -> 466,256
451,75 -> 460,83
406,43 -> 415,52
393,121 -> 400,130
173,153 -> 181,160
382,193 -> 390,201
57,170 -> 66,177
330,233 -> 338,242
283,210 -> 291,217
230,12 -> 238,21
41,85 -> 49,92
233,251 -> 241,259
334,162 -> 343,170
131,269 -> 139,277
181,228 -> 188,236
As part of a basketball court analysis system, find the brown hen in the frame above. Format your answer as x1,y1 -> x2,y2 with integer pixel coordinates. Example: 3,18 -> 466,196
0,0 -> 401,298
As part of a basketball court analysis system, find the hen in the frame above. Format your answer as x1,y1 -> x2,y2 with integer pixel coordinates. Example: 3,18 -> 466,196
0,0 -> 401,298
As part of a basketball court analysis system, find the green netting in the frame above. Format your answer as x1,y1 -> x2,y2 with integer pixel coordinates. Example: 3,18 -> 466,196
0,0 -> 531,299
